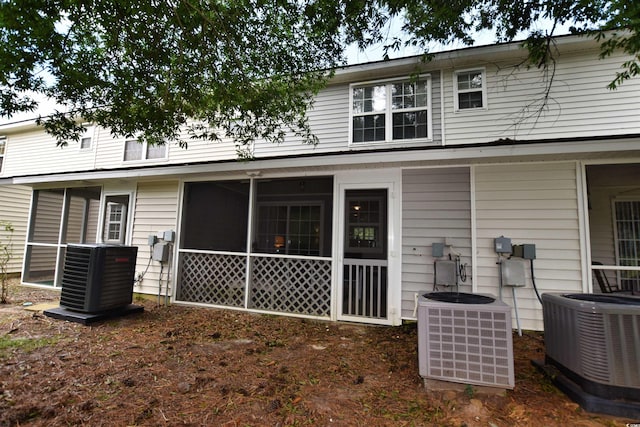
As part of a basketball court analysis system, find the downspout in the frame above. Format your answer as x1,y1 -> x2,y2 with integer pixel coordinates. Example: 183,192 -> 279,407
440,69 -> 446,147
577,161 -> 591,293
470,165 -> 478,293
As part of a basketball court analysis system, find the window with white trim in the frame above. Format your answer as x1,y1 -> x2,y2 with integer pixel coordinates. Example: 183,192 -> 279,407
123,139 -> 167,161
79,126 -> 94,150
350,77 -> 431,144
103,195 -> 131,244
454,69 -> 486,110
0,136 -> 5,172
613,199 -> 640,292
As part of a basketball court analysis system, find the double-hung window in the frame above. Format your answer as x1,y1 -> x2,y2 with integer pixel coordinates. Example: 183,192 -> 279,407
351,76 -> 431,144
124,139 -> 167,161
454,69 -> 486,110
0,136 -> 5,172
79,126 -> 94,150
103,194 -> 131,244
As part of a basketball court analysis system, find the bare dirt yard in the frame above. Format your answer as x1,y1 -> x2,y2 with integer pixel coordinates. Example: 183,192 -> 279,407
0,279 -> 635,426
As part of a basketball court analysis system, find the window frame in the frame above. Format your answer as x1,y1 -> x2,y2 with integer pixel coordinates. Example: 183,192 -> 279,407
612,197 -> 640,291
100,193 -> 133,245
255,201 -> 325,256
122,138 -> 168,162
0,136 -> 5,173
453,68 -> 487,112
349,75 -> 432,145
79,125 -> 95,151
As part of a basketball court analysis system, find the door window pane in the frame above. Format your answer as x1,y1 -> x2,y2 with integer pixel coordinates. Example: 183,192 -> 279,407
345,189 -> 387,259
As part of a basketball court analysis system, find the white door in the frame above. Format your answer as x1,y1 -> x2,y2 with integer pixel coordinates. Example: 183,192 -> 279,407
335,171 -> 401,325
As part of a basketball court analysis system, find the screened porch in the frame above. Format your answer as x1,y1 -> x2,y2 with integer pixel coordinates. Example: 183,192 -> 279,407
587,163 -> 640,295
176,177 -> 335,317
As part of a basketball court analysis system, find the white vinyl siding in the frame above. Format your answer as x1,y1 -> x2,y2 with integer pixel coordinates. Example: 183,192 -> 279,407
253,75 -> 442,157
474,162 -> 582,331
443,49 -> 640,144
401,167 -> 471,319
1,42 -> 638,179
1,129 -> 99,177
0,185 -> 31,273
130,181 -> 180,296
252,83 -> 351,157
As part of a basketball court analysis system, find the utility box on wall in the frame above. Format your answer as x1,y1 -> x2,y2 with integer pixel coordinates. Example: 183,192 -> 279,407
502,259 -> 527,287
152,242 -> 170,262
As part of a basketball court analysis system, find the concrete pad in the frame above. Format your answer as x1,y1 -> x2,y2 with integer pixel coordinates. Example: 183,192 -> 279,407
423,378 -> 508,396
23,302 -> 60,312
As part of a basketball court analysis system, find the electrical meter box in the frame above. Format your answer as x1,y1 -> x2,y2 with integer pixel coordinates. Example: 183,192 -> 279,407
163,230 -> 175,243
434,260 -> 457,286
494,236 -> 512,254
502,259 -> 526,287
152,242 -> 170,262
513,244 -> 536,260
432,242 -> 445,258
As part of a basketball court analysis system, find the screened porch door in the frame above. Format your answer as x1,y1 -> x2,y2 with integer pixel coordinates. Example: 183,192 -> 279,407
340,189 -> 388,322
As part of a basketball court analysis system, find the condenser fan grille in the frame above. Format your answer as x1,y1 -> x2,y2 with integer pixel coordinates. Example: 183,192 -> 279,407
418,293 -> 514,389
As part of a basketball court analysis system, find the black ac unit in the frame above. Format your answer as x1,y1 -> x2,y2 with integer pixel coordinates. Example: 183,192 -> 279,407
60,244 -> 138,313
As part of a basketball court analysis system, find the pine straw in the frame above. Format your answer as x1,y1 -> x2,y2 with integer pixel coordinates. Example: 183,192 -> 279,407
0,284 -> 630,426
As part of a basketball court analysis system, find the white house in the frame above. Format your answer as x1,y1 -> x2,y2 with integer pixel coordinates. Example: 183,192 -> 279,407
0,132 -> 30,273
0,34 -> 638,330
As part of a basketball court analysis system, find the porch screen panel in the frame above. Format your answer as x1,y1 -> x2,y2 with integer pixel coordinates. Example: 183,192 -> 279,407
254,177 -> 333,257
181,181 -> 250,252
614,200 -> 640,292
177,180 -> 250,306
63,187 -> 101,244
23,245 -> 58,285
25,187 -> 104,287
30,189 -> 64,244
25,189 -> 64,286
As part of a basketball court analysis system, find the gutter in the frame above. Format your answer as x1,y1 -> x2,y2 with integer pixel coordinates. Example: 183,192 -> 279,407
2,133 -> 639,185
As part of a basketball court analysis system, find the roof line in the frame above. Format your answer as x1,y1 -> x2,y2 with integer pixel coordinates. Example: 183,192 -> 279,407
2,133 -> 639,182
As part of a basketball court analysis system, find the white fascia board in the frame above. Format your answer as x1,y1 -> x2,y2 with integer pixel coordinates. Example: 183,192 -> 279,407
331,34 -> 601,85
0,118 -> 41,134
9,136 -> 640,185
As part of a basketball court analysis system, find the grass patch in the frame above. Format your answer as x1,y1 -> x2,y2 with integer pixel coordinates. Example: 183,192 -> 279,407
0,335 -> 59,358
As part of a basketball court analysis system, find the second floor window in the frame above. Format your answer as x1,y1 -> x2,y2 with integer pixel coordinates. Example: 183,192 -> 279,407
351,77 -> 431,144
79,126 -> 94,150
124,139 -> 167,161
0,136 -> 5,172
454,69 -> 486,110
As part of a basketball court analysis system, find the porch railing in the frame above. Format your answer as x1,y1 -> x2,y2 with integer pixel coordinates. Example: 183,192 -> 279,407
342,258 -> 388,319
590,263 -> 640,293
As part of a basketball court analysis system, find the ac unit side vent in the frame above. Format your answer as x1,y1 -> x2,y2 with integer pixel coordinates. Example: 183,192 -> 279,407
60,244 -> 138,313
542,293 -> 640,398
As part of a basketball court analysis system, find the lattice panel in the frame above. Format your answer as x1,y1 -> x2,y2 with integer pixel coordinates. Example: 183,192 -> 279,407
177,252 -> 246,307
249,257 -> 332,316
